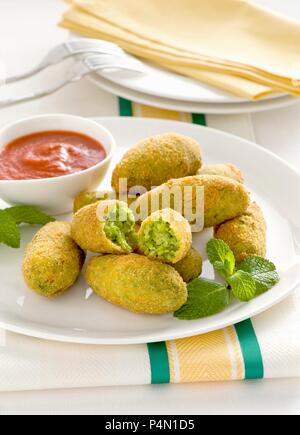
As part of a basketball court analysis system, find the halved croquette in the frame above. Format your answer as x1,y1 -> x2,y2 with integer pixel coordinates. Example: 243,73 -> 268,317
138,209 -> 192,264
71,200 -> 137,254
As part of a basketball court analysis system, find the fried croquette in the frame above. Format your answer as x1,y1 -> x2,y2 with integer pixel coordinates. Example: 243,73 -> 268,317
73,190 -> 112,213
111,133 -> 202,192
136,175 -> 250,229
22,222 -> 85,298
85,254 -> 188,314
73,190 -> 138,213
198,164 -> 244,184
71,200 -> 137,254
215,202 -> 267,263
173,248 -> 203,283
138,209 -> 192,264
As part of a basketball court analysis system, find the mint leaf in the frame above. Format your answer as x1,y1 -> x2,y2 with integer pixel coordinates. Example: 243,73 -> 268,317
207,239 -> 235,279
228,270 -> 256,302
4,206 -> 55,225
237,256 -> 280,296
0,211 -> 21,248
175,278 -> 230,320
0,205 -> 55,249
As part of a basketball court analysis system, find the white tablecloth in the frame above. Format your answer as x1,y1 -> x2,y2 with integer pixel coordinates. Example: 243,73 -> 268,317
0,0 -> 299,415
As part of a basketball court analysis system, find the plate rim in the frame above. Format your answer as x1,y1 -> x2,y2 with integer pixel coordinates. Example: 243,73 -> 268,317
88,74 -> 298,115
0,278 -> 298,345
96,60 -> 286,105
0,116 -> 299,345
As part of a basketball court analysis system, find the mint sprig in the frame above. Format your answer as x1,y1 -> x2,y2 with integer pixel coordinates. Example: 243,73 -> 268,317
227,270 -> 257,302
208,240 -> 280,302
0,206 -> 55,249
0,210 -> 21,248
207,239 -> 235,279
175,239 -> 280,320
237,257 -> 280,296
175,278 -> 230,320
4,206 -> 55,226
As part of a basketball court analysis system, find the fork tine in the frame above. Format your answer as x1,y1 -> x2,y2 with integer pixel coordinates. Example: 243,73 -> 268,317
83,53 -> 144,71
0,54 -> 145,109
66,39 -> 124,55
5,38 -> 126,84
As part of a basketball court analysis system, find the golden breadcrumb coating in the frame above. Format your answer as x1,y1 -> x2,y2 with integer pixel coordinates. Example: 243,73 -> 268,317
73,190 -> 137,213
85,254 -> 187,315
136,175 -> 250,229
199,163 -> 244,184
112,132 -> 203,192
215,202 -> 267,263
22,221 -> 85,298
173,248 -> 203,283
71,200 -> 136,254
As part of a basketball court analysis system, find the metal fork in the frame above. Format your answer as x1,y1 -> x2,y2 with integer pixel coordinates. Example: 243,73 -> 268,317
0,54 -> 144,109
5,39 -> 126,84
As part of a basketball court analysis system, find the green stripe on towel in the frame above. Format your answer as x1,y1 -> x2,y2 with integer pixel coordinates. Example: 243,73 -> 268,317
119,98 -> 133,117
235,319 -> 264,380
147,342 -> 170,384
192,113 -> 207,126
118,97 -> 207,127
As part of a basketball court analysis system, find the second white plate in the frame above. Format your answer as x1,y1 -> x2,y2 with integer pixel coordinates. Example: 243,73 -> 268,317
89,74 -> 298,114
97,60 -> 285,105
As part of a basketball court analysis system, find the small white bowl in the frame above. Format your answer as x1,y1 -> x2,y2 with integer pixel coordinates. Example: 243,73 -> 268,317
0,114 -> 116,215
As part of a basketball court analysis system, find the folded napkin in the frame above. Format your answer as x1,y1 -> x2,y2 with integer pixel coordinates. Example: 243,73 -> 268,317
61,7 -> 274,100
60,0 -> 300,100
0,293 -> 299,392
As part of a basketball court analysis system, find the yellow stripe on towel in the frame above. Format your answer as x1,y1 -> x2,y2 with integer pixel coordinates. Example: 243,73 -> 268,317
132,102 -> 192,122
167,326 -> 244,383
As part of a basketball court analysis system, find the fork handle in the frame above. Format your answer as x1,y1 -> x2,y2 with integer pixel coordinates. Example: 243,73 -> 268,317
0,60 -> 143,109
0,83 -> 65,108
5,62 -> 49,85
0,71 -> 85,109
5,46 -> 70,84
5,44 -> 124,84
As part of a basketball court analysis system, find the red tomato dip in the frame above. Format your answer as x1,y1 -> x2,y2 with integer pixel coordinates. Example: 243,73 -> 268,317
0,131 -> 107,180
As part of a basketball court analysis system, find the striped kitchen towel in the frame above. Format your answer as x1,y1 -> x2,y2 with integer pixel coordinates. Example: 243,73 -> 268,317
0,292 -> 299,391
0,98 -> 298,392
118,97 -> 207,125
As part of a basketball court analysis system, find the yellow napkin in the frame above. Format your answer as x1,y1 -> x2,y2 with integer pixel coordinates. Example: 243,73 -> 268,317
61,7 -> 275,100
60,0 -> 300,100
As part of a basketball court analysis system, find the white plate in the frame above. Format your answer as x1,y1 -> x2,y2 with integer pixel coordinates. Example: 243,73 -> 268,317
89,74 -> 298,114
0,117 -> 299,345
97,60 -> 285,105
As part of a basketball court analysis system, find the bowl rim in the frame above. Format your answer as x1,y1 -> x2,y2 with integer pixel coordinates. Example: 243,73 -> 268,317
0,114 -> 116,184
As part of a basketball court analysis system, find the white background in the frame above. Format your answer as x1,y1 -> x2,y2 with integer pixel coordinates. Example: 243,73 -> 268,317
0,0 -> 299,415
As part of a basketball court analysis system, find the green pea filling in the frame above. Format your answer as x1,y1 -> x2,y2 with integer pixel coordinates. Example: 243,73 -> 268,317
104,204 -> 136,253
139,219 -> 179,261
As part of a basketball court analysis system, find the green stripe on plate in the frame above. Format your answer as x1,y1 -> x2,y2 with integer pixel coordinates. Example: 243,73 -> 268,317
192,113 -> 207,126
147,342 -> 170,384
235,319 -> 264,380
119,98 -> 133,117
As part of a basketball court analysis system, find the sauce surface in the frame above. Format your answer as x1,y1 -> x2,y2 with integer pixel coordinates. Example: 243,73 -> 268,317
0,131 -> 107,180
